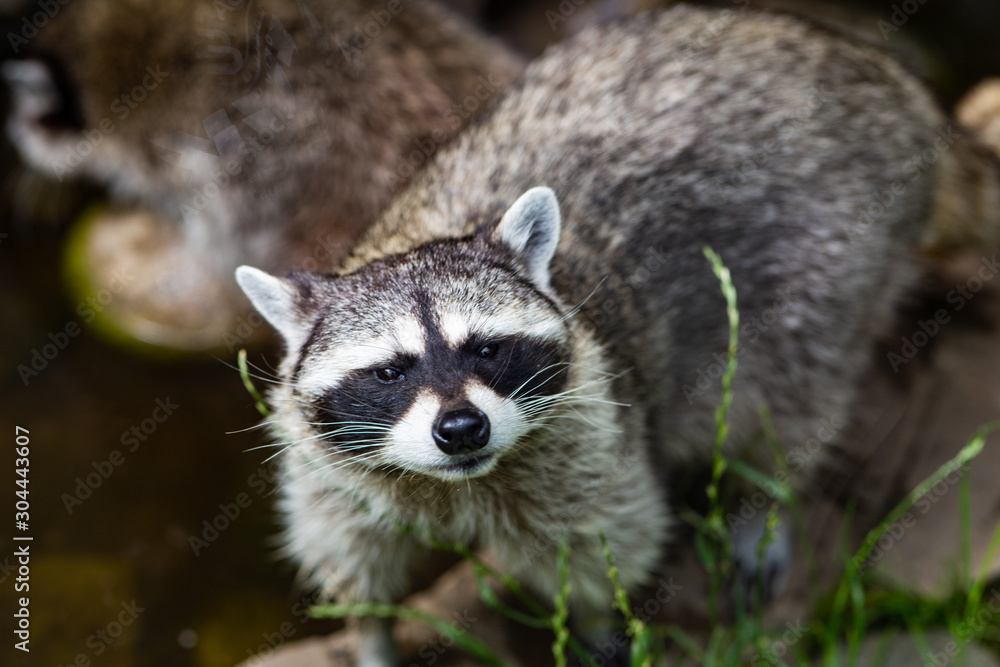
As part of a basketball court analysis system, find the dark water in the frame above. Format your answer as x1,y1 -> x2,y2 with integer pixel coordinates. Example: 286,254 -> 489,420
1,234 -> 337,666
3,1 -> 1000,666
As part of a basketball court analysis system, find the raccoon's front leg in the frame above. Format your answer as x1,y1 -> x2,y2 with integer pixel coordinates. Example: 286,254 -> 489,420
516,534 -> 650,666
355,617 -> 398,667
320,521 -> 426,667
500,502 -> 669,665
282,486 -> 427,667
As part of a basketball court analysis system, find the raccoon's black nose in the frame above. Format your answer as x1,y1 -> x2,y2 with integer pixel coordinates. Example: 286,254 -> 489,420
433,408 -> 490,455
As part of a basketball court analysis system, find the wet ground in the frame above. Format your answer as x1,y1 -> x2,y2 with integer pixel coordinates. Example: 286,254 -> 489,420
4,1 -> 1000,666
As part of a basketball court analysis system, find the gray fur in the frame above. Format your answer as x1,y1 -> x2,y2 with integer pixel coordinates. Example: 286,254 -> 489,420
240,5 -> 1000,664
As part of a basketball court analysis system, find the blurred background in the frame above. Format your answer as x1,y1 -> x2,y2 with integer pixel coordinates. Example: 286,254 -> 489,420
3,1 -> 1000,666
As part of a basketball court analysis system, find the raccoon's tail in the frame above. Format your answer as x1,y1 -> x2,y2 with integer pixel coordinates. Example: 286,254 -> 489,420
921,79 -> 1000,258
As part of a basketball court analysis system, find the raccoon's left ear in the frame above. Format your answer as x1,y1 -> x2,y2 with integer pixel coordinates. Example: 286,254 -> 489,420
235,266 -> 313,351
495,186 -> 561,290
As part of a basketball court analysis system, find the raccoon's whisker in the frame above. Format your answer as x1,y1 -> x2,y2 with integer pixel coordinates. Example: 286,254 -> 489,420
518,393 -> 628,412
249,425 -> 381,457
307,457 -> 380,483
253,430 -> 359,461
308,423 -> 393,434
507,362 -> 572,400
515,379 -> 628,409
308,449 -> 381,474
524,409 -> 623,433
242,356 -> 286,382
324,438 -> 386,449
318,391 -> 404,421
485,347 -> 515,392
227,419 -> 280,435
560,276 -> 608,322
299,418 -> 393,430
212,356 -> 297,389
246,432 -> 326,453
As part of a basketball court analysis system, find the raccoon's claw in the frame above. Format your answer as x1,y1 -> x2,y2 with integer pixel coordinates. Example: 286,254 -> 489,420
728,508 -> 793,612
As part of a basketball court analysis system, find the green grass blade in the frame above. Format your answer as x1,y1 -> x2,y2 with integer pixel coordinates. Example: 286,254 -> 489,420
702,246 -> 739,518
725,458 -> 794,505
969,519 -> 1000,612
849,423 -> 999,580
552,534 -> 572,667
961,468 -> 972,589
311,601 -> 507,667
238,348 -> 271,417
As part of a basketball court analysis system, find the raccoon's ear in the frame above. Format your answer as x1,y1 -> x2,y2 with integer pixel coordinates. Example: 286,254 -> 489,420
235,266 -> 312,349
495,186 -> 561,290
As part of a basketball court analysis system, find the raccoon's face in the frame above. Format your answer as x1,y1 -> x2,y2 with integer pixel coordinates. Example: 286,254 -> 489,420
238,187 -> 572,480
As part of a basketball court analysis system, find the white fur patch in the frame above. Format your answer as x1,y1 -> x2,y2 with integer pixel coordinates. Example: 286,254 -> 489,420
437,306 -> 565,348
297,315 -> 426,396
383,391 -> 445,472
438,311 -> 470,348
464,379 -> 530,452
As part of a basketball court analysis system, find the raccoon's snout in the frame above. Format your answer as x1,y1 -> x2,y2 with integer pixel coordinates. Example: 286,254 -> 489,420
432,408 -> 490,455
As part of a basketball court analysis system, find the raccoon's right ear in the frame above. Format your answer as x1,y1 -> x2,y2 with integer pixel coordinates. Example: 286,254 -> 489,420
235,266 -> 313,349
495,186 -> 562,291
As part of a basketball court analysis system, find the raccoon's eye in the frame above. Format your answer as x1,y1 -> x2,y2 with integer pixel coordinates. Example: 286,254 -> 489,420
477,343 -> 499,360
374,367 -> 404,384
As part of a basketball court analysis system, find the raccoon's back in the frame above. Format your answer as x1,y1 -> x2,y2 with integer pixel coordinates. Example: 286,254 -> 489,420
362,5 -> 949,443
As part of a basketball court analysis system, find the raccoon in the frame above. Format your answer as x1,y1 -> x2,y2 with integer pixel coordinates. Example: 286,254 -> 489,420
236,5 -> 1000,664
2,0 -> 522,349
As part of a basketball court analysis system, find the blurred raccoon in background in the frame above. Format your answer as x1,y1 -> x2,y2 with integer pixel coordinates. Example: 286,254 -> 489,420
2,0 -> 522,350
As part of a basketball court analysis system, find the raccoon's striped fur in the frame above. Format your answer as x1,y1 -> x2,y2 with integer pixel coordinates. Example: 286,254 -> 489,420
237,5 -> 1000,664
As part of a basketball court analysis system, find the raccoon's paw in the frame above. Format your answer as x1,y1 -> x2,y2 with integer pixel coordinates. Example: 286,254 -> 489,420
355,618 -> 398,667
728,509 -> 793,611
